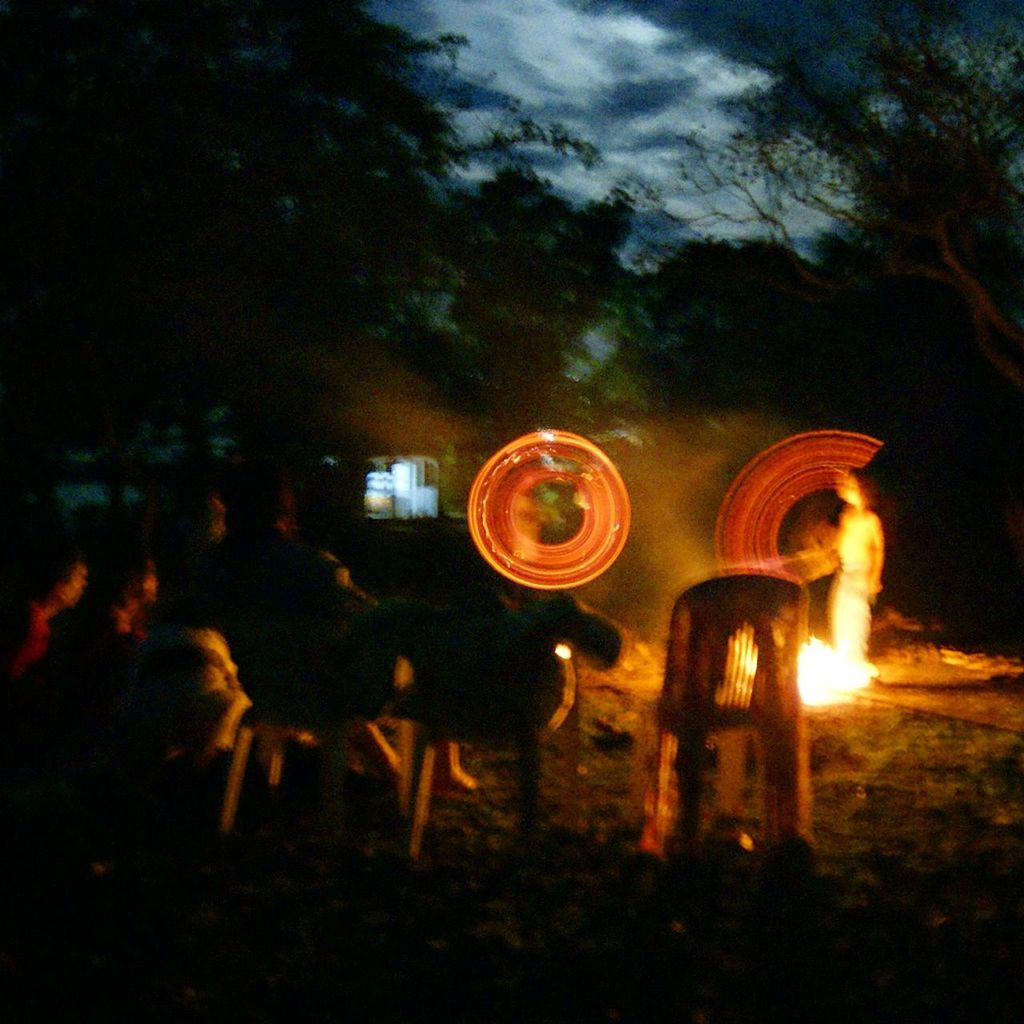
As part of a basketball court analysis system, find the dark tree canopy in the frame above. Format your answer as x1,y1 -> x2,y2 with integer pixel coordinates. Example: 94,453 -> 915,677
677,2 -> 1024,390
0,0 -> 637,517
442,169 -> 632,441
0,0 -> 461,487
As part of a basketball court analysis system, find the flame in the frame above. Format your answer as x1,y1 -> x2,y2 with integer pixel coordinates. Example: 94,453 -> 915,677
798,636 -> 876,706
554,642 -> 572,660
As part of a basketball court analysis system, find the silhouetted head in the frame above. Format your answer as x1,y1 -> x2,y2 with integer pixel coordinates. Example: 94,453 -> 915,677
217,459 -> 298,540
79,546 -> 157,637
836,469 -> 877,510
19,535 -> 88,611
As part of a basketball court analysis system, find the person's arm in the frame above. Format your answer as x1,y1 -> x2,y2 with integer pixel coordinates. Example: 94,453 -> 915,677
333,563 -> 375,606
869,513 -> 885,594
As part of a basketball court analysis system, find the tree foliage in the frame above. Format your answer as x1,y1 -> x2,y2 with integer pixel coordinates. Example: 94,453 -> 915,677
0,0 -> 635,520
0,0 -> 461,488
678,3 -> 1024,388
442,169 -> 632,441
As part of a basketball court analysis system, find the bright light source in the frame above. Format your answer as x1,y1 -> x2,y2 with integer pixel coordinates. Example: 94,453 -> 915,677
798,636 -> 875,705
468,429 -> 631,590
715,430 -> 883,575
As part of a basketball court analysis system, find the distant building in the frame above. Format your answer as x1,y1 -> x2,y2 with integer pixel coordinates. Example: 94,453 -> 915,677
364,456 -> 439,520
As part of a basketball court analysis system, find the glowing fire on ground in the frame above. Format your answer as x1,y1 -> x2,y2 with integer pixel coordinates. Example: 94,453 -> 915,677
798,636 -> 877,706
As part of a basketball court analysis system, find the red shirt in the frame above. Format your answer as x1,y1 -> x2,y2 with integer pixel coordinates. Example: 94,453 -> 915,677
8,602 -> 51,681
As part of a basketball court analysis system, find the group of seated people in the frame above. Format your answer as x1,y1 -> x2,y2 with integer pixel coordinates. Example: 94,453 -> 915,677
3,456 -> 617,849
0,460 -> 392,805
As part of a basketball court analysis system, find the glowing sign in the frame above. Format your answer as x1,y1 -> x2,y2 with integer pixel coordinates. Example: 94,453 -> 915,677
468,430 -> 631,590
715,429 -> 883,576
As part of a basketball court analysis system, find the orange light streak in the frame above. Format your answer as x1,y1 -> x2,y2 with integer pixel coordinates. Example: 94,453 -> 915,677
714,430 -> 883,577
467,429 -> 631,590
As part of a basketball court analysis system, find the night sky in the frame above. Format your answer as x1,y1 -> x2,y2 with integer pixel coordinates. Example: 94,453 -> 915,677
371,0 -> 1024,241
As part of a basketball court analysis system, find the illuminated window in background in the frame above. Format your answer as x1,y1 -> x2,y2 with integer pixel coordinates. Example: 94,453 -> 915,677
364,456 -> 439,520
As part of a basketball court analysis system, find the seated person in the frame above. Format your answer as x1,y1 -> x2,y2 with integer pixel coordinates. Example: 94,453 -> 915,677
190,459 -> 381,727
0,535 -> 89,780
118,599 -> 251,775
2,536 -> 88,745
71,548 -> 160,764
2,538 -> 89,686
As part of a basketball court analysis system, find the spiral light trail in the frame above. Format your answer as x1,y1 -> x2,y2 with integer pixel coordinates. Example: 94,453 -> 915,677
714,430 -> 884,577
468,429 -> 631,590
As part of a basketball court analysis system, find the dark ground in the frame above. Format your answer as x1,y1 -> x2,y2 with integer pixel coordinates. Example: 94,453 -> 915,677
6,641 -> 1024,1023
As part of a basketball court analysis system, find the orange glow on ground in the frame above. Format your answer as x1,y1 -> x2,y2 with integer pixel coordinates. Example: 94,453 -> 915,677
467,430 -> 631,590
715,430 -> 883,576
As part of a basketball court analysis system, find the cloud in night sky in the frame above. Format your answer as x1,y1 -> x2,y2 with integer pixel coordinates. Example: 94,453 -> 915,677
371,0 -> 1023,250
371,0 -> 783,243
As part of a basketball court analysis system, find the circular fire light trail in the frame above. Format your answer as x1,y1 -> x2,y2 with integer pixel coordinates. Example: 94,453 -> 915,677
715,430 -> 883,577
468,430 -> 631,590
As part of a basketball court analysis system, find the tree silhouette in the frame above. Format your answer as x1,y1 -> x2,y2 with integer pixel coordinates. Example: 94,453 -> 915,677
443,169 -> 632,443
0,0 -> 635,531
0,0 -> 460,503
677,3 -> 1024,389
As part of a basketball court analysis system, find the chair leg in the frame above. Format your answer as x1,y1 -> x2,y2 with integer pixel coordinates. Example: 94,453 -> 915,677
362,720 -> 402,779
796,713 -> 812,842
446,741 -> 470,786
266,736 -> 286,791
318,723 -> 348,837
715,727 -> 752,821
409,738 -> 436,861
761,714 -> 813,845
677,727 -> 704,854
640,729 -> 677,857
397,719 -> 416,817
547,658 -> 581,825
219,723 -> 255,835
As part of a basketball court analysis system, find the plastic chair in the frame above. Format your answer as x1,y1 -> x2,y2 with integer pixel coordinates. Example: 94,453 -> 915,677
641,573 -> 810,856
218,716 -> 398,836
395,650 -> 579,860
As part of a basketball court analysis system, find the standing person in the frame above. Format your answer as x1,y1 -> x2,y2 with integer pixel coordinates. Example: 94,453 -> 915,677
830,471 -> 885,669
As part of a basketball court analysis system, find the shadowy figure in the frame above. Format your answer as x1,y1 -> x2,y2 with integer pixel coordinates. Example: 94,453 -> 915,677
72,548 -> 160,766
191,459 -> 380,726
829,471 -> 884,668
344,590 -> 621,841
108,593 -> 252,834
119,598 -> 251,774
2,537 -> 89,685
0,534 -> 91,785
